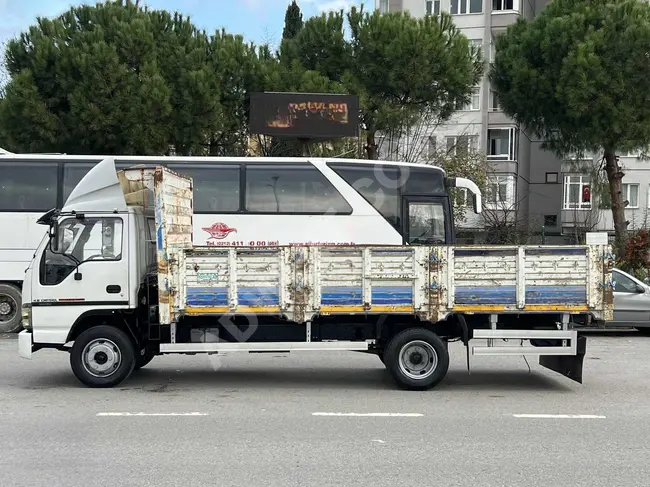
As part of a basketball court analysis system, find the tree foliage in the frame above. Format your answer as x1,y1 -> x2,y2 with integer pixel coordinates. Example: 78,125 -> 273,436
490,0 -> 650,251
287,6 -> 483,159
282,1 -> 303,40
0,0 -> 269,156
0,0 -> 482,164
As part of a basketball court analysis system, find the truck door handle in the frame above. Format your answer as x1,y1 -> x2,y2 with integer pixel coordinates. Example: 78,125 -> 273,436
106,285 -> 121,294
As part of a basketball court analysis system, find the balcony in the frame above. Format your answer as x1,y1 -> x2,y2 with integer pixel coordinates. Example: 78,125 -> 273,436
488,109 -> 511,126
487,127 -> 517,162
491,0 -> 521,34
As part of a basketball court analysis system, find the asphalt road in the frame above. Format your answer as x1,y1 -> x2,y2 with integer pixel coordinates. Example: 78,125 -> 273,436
1,332 -> 649,487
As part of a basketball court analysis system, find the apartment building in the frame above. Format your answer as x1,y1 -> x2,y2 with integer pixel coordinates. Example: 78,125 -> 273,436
375,0 -> 648,243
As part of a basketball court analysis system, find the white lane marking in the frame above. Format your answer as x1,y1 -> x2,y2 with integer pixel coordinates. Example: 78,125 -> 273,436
513,414 -> 606,419
312,412 -> 423,417
97,412 -> 209,417
371,439 -> 386,443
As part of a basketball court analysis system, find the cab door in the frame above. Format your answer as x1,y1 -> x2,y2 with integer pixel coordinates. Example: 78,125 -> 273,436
31,214 -> 131,344
402,196 -> 454,245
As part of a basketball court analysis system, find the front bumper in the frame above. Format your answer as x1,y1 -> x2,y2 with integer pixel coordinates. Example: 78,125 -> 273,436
18,330 -> 33,359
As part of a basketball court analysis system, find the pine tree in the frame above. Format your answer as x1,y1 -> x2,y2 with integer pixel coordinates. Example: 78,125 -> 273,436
282,1 -> 303,40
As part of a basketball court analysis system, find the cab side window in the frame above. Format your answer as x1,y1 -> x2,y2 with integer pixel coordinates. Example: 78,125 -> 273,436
40,217 -> 124,286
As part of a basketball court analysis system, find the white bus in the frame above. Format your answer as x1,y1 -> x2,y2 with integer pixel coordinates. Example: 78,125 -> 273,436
0,153 -> 481,333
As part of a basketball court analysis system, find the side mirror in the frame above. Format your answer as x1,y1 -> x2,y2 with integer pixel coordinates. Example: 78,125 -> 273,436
49,223 -> 59,252
636,284 -> 646,294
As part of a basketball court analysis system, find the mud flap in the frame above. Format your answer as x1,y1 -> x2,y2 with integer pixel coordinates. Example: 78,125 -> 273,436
539,334 -> 586,384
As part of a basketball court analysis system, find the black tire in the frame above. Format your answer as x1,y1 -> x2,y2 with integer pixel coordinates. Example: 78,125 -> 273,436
70,325 -> 136,388
637,327 -> 650,336
0,283 -> 22,334
384,328 -> 450,391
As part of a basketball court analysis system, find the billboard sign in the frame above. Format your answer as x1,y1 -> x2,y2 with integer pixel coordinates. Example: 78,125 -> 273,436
249,92 -> 360,139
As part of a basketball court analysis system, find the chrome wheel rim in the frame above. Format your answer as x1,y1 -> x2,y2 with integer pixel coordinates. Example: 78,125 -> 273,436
82,339 -> 122,378
398,340 -> 438,380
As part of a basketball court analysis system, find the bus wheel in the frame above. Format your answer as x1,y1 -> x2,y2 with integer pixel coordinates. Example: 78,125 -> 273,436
0,283 -> 22,334
70,325 -> 136,388
384,328 -> 449,391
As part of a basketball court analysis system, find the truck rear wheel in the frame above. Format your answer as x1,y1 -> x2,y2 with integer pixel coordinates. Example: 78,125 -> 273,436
0,283 -> 22,334
384,328 -> 449,391
70,326 -> 136,388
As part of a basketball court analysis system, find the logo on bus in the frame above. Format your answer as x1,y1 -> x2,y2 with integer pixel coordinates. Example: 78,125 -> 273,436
203,222 -> 237,240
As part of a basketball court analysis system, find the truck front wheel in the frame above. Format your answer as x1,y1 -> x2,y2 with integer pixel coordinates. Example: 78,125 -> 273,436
70,326 -> 136,388
384,328 -> 449,391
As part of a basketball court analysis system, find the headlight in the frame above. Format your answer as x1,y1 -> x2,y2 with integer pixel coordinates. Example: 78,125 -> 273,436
21,305 -> 32,331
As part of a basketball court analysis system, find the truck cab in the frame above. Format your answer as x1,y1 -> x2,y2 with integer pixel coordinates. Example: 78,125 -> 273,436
21,159 -> 156,356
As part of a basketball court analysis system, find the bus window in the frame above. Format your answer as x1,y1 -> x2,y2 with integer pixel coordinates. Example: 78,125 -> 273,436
63,163 -> 95,202
407,201 -> 446,245
402,167 -> 446,195
0,161 -> 58,211
328,163 -> 401,229
168,164 -> 241,213
245,164 -> 352,214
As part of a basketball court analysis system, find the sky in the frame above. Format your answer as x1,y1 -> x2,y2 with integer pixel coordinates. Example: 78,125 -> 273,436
0,0 -> 371,51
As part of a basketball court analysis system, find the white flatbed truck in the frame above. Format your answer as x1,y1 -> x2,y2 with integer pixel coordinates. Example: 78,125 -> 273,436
18,159 -> 615,390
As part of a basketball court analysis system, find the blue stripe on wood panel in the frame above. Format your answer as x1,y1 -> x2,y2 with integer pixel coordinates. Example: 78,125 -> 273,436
372,286 -> 413,305
525,285 -> 586,304
238,287 -> 280,306
321,286 -> 362,305
186,286 -> 280,306
321,286 -> 414,306
454,285 -> 587,305
186,286 -> 229,307
454,286 -> 517,305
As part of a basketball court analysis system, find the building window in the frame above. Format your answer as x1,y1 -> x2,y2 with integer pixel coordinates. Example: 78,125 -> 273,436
468,39 -> 482,54
563,175 -> 592,210
544,215 -> 558,227
545,172 -> 558,184
379,0 -> 389,13
463,87 -> 481,111
451,0 -> 483,15
454,187 -> 470,207
446,135 -> 478,156
493,0 -> 515,11
485,175 -> 515,208
489,89 -> 500,110
487,127 -> 516,161
426,136 -> 436,159
623,183 -> 640,208
425,0 -> 440,14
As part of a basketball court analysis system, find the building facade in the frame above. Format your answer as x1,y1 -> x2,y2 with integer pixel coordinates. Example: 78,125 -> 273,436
374,0 -> 648,243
